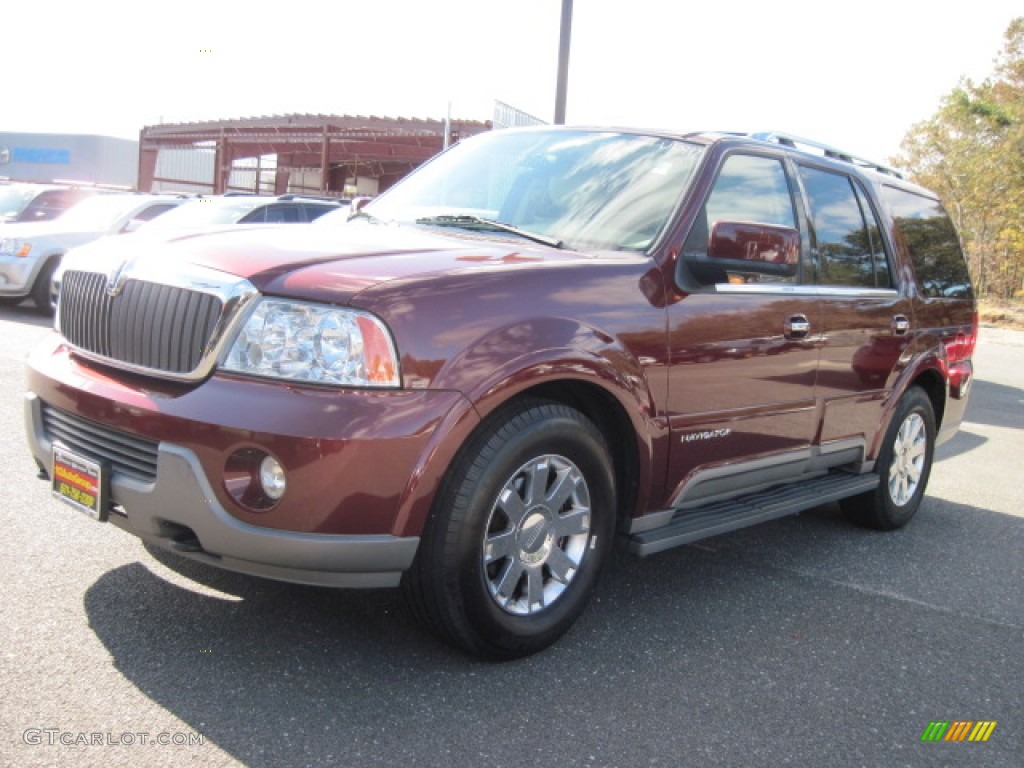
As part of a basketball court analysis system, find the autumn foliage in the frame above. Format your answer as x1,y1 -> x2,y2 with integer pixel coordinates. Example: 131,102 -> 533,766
897,18 -> 1024,298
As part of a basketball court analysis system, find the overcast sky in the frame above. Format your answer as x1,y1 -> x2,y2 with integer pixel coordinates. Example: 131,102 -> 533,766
6,0 -> 1020,165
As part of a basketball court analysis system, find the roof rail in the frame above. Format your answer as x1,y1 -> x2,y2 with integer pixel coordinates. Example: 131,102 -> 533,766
276,194 -> 345,203
750,131 -> 903,179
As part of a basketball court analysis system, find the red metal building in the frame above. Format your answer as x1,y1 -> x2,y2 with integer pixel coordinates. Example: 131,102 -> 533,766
138,114 -> 492,197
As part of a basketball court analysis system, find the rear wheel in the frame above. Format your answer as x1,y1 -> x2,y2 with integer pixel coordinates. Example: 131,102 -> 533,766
402,400 -> 616,659
841,387 -> 935,530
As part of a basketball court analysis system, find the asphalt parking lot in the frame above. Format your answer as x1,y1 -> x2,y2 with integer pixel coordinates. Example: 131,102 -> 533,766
1,303 -> 1020,768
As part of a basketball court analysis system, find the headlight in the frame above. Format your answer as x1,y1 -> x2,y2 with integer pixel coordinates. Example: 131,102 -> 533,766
0,238 -> 32,257
222,299 -> 401,387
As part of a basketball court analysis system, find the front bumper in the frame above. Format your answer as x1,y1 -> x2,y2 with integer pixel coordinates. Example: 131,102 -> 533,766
0,254 -> 35,296
27,393 -> 419,587
25,336 -> 477,588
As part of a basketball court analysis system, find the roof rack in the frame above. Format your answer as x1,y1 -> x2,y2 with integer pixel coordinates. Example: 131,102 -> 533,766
276,194 -> 346,203
750,132 -> 903,179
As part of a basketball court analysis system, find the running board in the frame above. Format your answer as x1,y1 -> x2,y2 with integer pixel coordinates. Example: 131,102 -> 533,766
629,472 -> 879,557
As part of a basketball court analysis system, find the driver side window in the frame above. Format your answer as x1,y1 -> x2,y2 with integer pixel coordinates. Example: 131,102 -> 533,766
683,154 -> 797,285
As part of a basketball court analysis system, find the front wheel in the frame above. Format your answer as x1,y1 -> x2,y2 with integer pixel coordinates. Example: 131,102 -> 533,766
841,387 -> 936,530
402,400 -> 616,659
31,257 -> 59,315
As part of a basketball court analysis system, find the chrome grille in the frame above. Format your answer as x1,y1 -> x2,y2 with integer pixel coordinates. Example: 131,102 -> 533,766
59,270 -> 223,376
41,403 -> 158,483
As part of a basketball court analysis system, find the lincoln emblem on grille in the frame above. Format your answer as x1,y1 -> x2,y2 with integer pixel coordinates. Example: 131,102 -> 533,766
105,259 -> 131,297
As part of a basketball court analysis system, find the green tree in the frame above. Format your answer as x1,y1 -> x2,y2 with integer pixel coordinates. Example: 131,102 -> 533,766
896,18 -> 1024,298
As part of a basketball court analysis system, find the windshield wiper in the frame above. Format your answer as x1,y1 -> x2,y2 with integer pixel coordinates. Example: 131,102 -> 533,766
415,214 -> 563,249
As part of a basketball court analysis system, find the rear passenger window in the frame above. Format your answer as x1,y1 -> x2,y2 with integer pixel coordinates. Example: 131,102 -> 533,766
133,203 -> 177,222
852,184 -> 892,288
800,166 -> 889,288
683,154 -> 797,285
239,208 -> 266,223
265,205 -> 300,223
303,205 -> 333,222
882,186 -> 972,299
20,189 -> 92,222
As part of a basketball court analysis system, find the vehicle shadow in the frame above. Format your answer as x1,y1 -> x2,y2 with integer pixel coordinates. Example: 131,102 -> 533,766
82,498 -> 1024,767
963,379 -> 1024,430
934,427 -> 987,463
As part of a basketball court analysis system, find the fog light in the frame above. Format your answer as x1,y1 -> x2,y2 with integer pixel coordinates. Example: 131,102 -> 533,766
259,456 -> 287,500
225,448 -> 286,510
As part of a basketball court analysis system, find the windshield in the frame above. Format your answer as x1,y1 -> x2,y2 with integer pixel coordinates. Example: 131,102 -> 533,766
138,197 -> 265,232
0,186 -> 37,217
364,128 -> 703,251
56,195 -> 148,230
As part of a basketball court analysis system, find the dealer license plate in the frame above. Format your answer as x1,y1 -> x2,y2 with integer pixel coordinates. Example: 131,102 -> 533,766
52,444 -> 108,522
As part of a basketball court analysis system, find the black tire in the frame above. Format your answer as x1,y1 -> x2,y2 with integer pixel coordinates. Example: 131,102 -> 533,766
402,399 -> 616,660
841,387 -> 936,530
31,257 -> 59,315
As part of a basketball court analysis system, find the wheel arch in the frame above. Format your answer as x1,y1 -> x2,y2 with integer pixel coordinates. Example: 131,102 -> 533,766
909,367 -> 946,431
31,250 -> 64,282
870,359 -> 947,463
393,370 -> 656,540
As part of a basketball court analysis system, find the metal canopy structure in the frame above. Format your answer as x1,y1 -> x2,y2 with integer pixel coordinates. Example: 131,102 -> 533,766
138,114 -> 492,196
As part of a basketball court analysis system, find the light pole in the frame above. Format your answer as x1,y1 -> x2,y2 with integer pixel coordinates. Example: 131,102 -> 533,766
554,0 -> 573,124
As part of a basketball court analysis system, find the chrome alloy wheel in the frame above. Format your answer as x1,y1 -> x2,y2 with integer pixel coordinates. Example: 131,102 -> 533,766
482,455 -> 592,615
888,412 -> 927,506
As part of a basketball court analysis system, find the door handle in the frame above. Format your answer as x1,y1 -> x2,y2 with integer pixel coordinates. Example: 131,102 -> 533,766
892,315 -> 910,335
784,314 -> 810,339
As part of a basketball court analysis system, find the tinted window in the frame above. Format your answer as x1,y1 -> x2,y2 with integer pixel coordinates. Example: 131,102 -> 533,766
264,205 -> 300,223
132,203 -> 178,222
19,189 -> 93,222
239,207 -> 267,223
852,183 -> 892,288
684,154 -> 797,285
303,204 -> 335,222
705,155 -> 796,228
800,167 -> 876,287
882,186 -> 972,299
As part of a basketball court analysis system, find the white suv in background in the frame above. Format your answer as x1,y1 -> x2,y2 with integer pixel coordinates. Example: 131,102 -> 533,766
0,194 -> 184,312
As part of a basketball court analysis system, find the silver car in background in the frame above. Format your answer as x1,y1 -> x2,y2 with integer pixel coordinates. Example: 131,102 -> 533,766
0,194 -> 184,312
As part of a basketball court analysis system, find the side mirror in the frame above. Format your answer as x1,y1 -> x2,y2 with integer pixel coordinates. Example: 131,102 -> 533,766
701,221 -> 800,277
347,196 -> 373,220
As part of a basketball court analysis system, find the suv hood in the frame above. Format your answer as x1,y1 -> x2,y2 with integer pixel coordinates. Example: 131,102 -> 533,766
59,221 -> 599,304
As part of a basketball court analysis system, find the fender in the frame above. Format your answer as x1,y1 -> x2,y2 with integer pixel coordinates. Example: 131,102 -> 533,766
868,343 -> 948,464
390,316 -> 666,533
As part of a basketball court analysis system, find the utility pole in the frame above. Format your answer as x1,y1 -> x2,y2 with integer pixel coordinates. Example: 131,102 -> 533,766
554,0 -> 573,124
443,102 -> 452,150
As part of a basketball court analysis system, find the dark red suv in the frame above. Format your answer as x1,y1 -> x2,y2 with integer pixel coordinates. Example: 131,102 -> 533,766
25,128 -> 977,658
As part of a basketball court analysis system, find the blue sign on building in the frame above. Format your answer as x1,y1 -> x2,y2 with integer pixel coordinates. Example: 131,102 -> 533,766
12,147 -> 71,164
